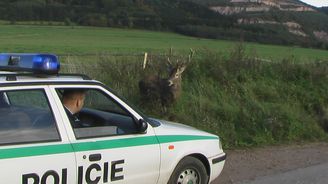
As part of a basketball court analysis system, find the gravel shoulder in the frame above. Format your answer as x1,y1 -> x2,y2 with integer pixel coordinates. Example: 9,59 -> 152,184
212,142 -> 328,184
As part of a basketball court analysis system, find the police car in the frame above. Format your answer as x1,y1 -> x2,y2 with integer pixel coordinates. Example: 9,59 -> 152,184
0,53 -> 226,184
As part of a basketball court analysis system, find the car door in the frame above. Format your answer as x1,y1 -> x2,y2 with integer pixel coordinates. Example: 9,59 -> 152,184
50,84 -> 161,184
0,86 -> 76,184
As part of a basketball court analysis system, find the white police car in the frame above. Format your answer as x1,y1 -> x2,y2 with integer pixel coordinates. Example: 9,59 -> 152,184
0,53 -> 226,184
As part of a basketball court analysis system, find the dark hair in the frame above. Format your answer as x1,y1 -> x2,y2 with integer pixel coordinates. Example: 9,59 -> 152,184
62,89 -> 86,100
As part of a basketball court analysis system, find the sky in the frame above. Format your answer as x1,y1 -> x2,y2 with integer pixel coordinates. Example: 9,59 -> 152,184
300,0 -> 328,7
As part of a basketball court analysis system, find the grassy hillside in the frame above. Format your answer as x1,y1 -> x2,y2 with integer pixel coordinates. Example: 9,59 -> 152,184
60,47 -> 328,148
1,25 -> 328,62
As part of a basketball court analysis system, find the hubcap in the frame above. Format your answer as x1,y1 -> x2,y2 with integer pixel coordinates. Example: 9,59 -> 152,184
177,168 -> 199,184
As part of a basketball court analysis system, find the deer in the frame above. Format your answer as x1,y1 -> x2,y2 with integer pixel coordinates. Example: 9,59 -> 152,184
139,59 -> 187,109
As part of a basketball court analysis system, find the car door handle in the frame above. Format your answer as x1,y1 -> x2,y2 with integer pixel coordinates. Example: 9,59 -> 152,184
89,154 -> 102,162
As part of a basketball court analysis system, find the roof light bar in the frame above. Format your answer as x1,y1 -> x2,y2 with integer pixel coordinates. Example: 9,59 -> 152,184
0,53 -> 60,74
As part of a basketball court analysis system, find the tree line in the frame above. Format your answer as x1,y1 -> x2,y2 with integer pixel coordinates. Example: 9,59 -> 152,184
0,0 -> 234,29
321,7 -> 328,15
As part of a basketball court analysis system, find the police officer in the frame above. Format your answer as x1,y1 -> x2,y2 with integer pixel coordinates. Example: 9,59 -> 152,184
62,89 -> 86,128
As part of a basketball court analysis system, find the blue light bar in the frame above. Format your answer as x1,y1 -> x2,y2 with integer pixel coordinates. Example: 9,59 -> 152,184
0,53 -> 60,74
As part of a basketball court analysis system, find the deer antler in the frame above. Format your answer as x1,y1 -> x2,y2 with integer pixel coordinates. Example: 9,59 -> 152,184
176,65 -> 186,75
166,57 -> 174,73
188,48 -> 195,63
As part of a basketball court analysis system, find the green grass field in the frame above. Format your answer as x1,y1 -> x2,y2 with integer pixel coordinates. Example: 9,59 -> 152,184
0,25 -> 327,62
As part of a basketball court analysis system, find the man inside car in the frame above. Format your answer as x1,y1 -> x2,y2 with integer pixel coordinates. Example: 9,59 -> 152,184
62,89 -> 86,128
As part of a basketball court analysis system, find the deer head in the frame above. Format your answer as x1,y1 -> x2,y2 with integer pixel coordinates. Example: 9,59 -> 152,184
163,61 -> 187,100
139,50 -> 192,108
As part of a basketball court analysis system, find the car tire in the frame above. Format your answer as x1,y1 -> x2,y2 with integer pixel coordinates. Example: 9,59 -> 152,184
168,156 -> 209,184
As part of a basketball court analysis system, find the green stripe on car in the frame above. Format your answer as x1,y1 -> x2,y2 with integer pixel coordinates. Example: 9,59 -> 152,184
0,135 -> 218,159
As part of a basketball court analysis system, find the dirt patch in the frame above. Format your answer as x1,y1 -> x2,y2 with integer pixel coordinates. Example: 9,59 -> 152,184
212,142 -> 328,184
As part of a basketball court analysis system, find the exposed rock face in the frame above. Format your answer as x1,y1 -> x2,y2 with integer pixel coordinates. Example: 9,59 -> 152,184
210,0 -> 316,15
314,31 -> 328,42
284,22 -> 301,29
211,6 -> 245,15
237,18 -> 307,37
288,29 -> 307,37
285,22 -> 307,37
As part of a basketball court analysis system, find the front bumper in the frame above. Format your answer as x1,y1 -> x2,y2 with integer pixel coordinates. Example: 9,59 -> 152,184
209,152 -> 226,182
212,153 -> 227,164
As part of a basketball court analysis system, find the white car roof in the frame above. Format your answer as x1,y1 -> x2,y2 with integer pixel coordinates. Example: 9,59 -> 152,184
0,72 -> 97,84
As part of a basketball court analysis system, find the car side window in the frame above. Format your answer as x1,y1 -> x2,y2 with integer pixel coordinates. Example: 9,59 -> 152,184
57,88 -> 138,139
0,89 -> 60,145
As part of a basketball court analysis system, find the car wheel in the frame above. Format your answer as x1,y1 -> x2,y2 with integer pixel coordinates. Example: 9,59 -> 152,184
168,156 -> 209,184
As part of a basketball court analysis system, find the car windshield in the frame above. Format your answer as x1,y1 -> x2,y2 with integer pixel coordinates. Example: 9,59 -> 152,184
100,84 -> 157,126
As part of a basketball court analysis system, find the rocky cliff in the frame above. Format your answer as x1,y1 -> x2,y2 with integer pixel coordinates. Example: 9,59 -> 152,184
203,0 -> 328,43
210,0 -> 315,15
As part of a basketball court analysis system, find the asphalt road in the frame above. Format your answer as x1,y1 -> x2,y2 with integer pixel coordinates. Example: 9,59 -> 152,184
237,162 -> 328,184
212,142 -> 328,184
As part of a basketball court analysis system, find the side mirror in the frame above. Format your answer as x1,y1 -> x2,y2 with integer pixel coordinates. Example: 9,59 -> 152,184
137,119 -> 148,134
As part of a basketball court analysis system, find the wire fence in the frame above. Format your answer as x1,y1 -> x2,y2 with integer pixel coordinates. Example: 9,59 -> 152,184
58,51 -> 192,74
57,52 -> 173,58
